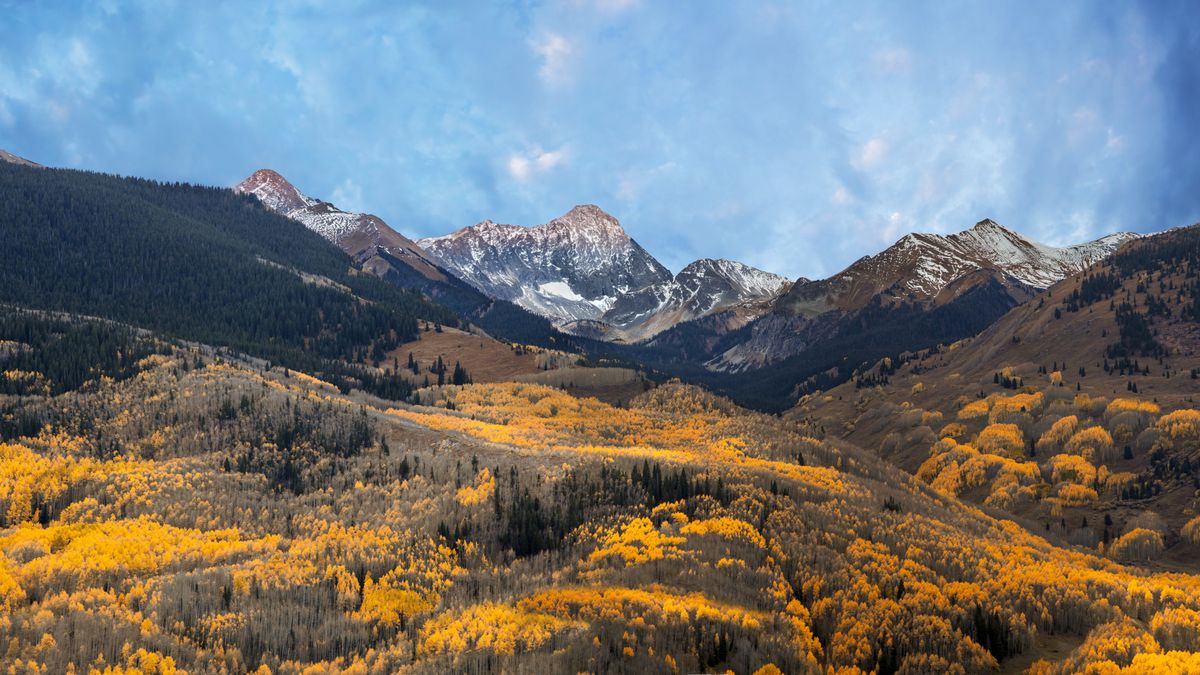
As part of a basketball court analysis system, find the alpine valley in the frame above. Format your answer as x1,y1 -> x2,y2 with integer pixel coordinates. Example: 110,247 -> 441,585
3,147 -> 1200,675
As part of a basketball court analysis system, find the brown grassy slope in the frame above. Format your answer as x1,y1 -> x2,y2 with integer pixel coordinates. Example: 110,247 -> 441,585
384,323 -> 578,384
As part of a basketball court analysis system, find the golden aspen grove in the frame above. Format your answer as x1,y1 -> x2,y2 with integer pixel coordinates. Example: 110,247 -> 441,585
2,327 -> 1200,672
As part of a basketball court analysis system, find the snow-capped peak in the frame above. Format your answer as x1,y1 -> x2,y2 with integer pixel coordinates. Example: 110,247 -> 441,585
971,218 -> 1005,231
678,259 -> 792,297
236,169 -> 317,216
548,204 -> 629,239
576,258 -> 793,342
418,206 -> 672,325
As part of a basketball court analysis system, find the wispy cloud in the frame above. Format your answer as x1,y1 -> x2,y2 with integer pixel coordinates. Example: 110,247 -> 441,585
851,137 -> 888,171
531,33 -> 574,85
507,147 -> 568,181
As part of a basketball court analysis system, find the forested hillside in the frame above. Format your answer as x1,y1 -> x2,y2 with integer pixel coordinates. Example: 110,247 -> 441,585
1,316 -> 1199,672
0,162 -> 460,398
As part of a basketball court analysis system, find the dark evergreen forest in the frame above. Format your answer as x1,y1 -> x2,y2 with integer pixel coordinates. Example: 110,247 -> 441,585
0,162 -> 461,398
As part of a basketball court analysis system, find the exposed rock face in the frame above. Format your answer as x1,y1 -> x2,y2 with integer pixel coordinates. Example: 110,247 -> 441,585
418,205 -> 674,324
420,207 -> 793,340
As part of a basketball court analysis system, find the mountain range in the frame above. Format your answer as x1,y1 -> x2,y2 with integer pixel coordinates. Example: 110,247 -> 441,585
229,166 -> 1136,355
0,150 -> 1151,410
230,162 -> 1145,408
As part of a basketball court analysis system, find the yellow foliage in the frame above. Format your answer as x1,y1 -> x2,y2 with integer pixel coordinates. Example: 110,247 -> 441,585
1122,652 -> 1200,673
0,555 -> 25,612
515,584 -> 820,664
1156,409 -> 1200,440
1048,454 -> 1097,486
90,648 -> 179,675
1,518 -> 274,594
1065,426 -> 1115,462
1037,415 -> 1078,452
1108,528 -> 1165,562
356,579 -> 437,627
975,423 -> 1024,459
1065,619 -> 1161,672
421,603 -> 576,656
1071,393 -> 1107,418
681,517 -> 766,549
1055,483 -> 1099,506
988,392 -> 1043,423
957,399 -> 990,420
1150,607 -> 1200,651
1182,516 -> 1200,546
390,383 -> 856,498
586,518 -> 685,567
1105,398 -> 1160,417
348,536 -> 461,627
917,436 -> 1038,499
0,442 -> 149,526
937,423 -> 968,440
455,468 -> 496,507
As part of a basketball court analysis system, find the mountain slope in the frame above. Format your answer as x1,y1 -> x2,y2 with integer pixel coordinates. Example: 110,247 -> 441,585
0,160 -> 459,395
708,220 -> 1137,374
780,219 -> 1138,316
593,220 -> 1139,413
418,205 -> 674,323
0,148 -> 42,168
791,223 -> 1200,564
235,169 -> 447,281
6,334 -> 1200,672
810,222 -> 1200,415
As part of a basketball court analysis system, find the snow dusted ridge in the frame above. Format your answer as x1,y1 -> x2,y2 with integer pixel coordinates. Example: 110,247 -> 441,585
236,169 -> 367,241
419,206 -> 794,340
592,258 -> 793,341
418,205 -> 675,324
783,218 -> 1140,315
911,219 -> 1140,291
235,170 -> 445,281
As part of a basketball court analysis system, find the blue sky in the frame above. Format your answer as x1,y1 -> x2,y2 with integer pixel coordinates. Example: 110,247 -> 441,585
1,1 -> 1197,279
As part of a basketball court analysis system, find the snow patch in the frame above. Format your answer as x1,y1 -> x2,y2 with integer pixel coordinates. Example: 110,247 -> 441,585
537,281 -> 584,302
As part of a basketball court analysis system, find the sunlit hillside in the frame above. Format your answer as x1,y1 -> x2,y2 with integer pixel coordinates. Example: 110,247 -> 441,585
793,225 -> 1200,570
3,307 -> 1200,673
